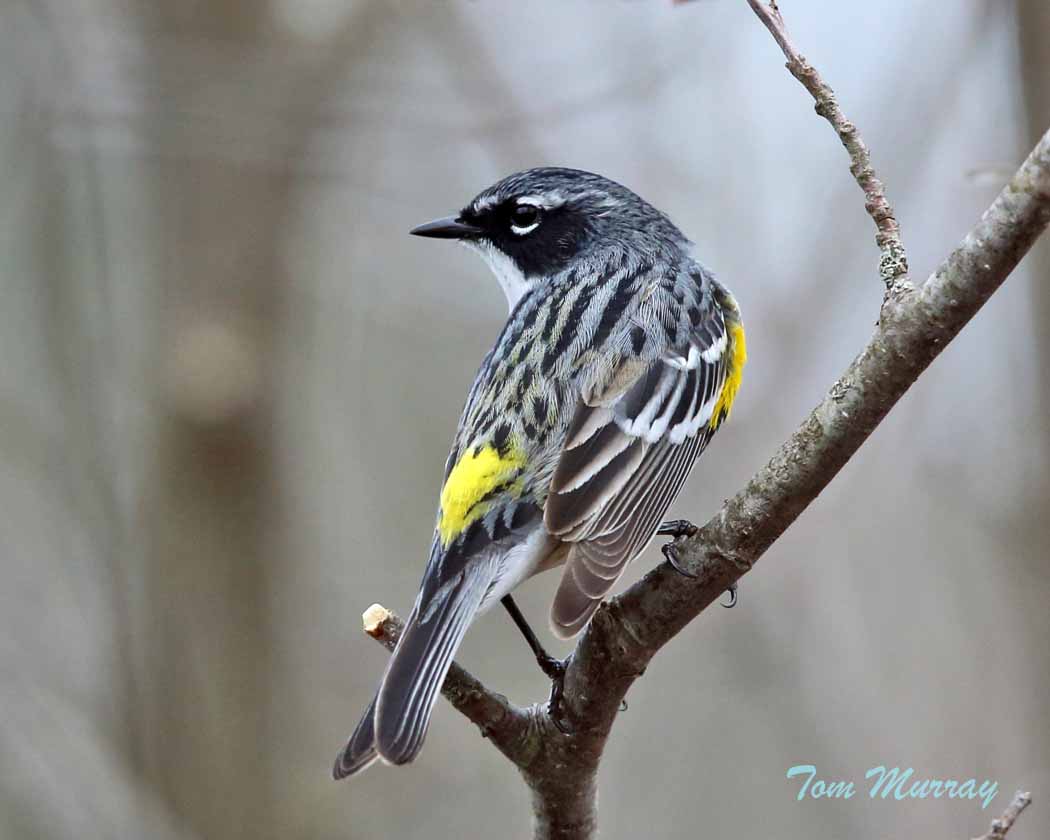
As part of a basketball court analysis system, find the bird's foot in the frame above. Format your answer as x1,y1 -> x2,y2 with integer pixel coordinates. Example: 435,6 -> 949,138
499,595 -> 575,732
658,519 -> 699,578
658,519 -> 739,607
656,518 -> 698,540
660,541 -> 696,578
537,654 -> 573,734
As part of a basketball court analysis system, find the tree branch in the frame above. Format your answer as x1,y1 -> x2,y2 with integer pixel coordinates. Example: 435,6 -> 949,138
357,5 -> 1050,837
973,791 -> 1032,840
745,0 -> 911,293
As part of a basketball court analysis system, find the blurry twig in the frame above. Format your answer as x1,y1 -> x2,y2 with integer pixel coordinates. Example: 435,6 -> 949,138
973,791 -> 1032,840
745,0 -> 911,294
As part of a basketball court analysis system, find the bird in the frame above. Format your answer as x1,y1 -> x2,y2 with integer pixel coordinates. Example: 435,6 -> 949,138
333,167 -> 746,779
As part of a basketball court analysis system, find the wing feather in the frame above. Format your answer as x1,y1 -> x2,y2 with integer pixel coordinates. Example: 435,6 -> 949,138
546,303 -> 732,639
544,440 -> 647,536
550,421 -> 637,494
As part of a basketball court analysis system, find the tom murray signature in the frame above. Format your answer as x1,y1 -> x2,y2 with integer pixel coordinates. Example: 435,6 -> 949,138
786,764 -> 999,810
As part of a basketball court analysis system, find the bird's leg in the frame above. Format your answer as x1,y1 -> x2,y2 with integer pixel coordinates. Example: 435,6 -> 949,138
500,595 -> 572,733
500,594 -> 560,676
657,518 -> 739,608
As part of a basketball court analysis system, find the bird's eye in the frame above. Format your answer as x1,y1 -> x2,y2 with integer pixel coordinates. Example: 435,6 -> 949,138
510,204 -> 542,235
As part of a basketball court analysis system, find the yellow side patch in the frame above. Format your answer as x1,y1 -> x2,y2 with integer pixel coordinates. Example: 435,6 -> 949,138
439,444 -> 525,546
710,320 -> 747,429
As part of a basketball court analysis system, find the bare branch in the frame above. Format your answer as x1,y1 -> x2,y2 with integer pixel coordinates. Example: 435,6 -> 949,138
973,791 -> 1033,840
746,0 -> 911,292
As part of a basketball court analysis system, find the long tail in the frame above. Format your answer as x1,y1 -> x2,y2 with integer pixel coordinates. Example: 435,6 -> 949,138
332,563 -> 494,779
332,692 -> 379,779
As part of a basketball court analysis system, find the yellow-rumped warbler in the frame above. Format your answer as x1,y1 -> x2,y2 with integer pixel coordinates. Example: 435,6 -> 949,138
333,168 -> 746,778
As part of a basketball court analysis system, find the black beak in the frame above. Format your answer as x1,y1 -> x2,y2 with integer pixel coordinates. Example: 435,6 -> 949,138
409,215 -> 483,239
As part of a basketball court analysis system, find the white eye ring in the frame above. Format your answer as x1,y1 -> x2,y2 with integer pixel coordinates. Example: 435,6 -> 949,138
510,220 -> 540,236
509,203 -> 542,236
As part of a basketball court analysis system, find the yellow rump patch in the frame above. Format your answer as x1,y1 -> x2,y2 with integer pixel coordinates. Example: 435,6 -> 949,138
710,320 -> 747,429
439,444 -> 525,546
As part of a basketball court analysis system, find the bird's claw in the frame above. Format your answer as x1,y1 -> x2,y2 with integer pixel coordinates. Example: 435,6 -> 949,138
661,541 -> 697,578
721,582 -> 738,608
658,520 -> 738,606
658,519 -> 699,578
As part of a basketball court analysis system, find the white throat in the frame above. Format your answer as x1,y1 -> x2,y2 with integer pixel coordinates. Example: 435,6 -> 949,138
463,240 -> 534,311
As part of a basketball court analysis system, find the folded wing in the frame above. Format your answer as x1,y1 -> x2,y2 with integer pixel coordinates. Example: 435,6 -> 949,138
544,307 -> 730,638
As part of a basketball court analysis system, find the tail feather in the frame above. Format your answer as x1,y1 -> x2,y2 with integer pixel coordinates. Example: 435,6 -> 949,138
332,692 -> 380,780
374,567 -> 492,765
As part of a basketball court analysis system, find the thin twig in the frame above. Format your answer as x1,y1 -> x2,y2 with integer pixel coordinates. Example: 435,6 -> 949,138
973,791 -> 1032,840
745,0 -> 911,293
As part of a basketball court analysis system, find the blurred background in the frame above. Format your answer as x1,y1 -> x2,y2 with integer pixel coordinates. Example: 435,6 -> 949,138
1,1 -> 1048,838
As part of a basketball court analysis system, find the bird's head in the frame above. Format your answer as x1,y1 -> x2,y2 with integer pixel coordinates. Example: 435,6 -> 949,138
410,167 -> 688,308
